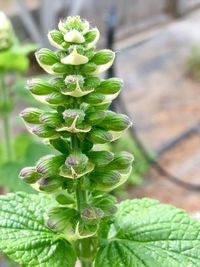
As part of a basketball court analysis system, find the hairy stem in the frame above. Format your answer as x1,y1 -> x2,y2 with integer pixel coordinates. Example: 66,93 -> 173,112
81,258 -> 94,267
71,135 -> 94,266
79,238 -> 94,267
0,73 -> 13,161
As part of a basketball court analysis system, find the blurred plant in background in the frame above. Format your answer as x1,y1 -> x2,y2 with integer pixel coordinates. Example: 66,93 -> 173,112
186,44 -> 200,80
0,12 -> 52,193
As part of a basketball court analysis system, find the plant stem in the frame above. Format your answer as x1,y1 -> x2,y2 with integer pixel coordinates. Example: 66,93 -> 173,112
76,178 -> 82,210
0,73 -> 13,161
79,238 -> 94,267
71,135 -> 94,267
81,259 -> 93,267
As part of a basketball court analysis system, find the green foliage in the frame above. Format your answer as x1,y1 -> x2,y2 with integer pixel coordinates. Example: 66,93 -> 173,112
0,192 -> 76,266
95,198 -> 200,267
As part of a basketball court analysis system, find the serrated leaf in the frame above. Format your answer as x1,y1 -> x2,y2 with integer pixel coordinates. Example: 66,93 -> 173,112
95,198 -> 200,267
0,192 -> 76,267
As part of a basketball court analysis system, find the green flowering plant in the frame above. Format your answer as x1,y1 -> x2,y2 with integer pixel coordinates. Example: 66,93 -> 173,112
0,16 -> 200,267
0,11 -> 36,162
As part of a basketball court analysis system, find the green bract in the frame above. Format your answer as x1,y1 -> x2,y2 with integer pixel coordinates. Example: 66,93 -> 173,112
0,16 -> 200,267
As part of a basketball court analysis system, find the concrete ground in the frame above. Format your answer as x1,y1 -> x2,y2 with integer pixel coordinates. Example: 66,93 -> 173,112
116,10 -> 200,213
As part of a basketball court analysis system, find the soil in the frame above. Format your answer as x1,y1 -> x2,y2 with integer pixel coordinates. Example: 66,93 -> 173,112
116,10 -> 200,214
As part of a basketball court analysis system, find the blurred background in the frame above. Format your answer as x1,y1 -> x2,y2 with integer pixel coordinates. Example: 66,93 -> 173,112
0,0 -> 200,250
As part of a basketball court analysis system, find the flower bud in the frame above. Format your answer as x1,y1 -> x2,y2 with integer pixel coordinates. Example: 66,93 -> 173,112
27,79 -> 56,95
20,108 -> 43,124
92,194 -> 117,216
91,166 -> 132,191
100,111 -> 132,131
64,75 -> 84,91
64,29 -> 85,43
83,92 -> 105,104
91,55 -> 115,75
61,153 -> 88,176
49,138 -> 70,154
81,207 -> 104,225
83,48 -> 95,60
48,30 -> 64,49
87,150 -> 114,167
35,48 -> 58,67
84,76 -> 101,89
107,151 -> 134,170
59,109 -> 92,133
96,78 -> 123,94
61,75 -> 91,97
40,112 -> 63,128
85,110 -> 106,125
63,109 -> 84,125
80,63 -> 97,74
55,191 -> 75,205
87,101 -> 111,111
61,46 -> 89,65
60,152 -> 94,179
32,125 -> 58,138
37,176 -> 62,192
19,166 -> 41,184
88,128 -> 112,144
91,170 -> 121,189
84,28 -> 100,48
36,154 -> 65,175
51,62 -> 73,74
51,77 -> 66,91
45,92 -> 67,105
91,49 -> 115,65
47,207 -> 77,236
58,16 -> 89,34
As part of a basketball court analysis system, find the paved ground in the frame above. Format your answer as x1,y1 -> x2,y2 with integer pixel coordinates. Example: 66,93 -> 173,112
116,10 -> 200,213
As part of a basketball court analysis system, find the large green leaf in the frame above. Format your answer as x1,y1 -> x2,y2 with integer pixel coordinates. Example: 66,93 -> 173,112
0,192 -> 76,266
95,198 -> 200,267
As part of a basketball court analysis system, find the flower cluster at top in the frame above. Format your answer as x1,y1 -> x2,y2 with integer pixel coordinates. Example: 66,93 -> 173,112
19,16 -> 134,239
